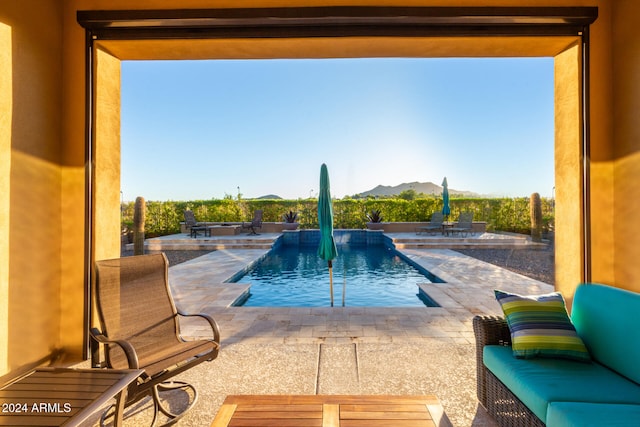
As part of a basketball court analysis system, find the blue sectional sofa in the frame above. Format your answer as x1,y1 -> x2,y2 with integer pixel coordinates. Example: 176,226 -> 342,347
473,283 -> 640,426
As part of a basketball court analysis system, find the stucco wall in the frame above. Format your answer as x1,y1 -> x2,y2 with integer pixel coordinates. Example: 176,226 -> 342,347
0,1 -> 64,376
0,20 -> 11,375
553,44 -> 583,302
58,1 -> 91,358
588,0 -> 615,289
611,1 -> 640,292
94,48 -> 122,261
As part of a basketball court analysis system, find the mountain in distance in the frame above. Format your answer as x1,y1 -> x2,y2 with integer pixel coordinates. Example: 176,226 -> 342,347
357,181 -> 482,198
256,194 -> 282,199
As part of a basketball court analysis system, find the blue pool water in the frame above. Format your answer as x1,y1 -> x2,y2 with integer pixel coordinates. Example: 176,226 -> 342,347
230,244 -> 440,307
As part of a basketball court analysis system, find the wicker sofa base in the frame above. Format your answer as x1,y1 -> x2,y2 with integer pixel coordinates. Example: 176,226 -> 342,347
484,368 -> 545,427
473,315 -> 546,427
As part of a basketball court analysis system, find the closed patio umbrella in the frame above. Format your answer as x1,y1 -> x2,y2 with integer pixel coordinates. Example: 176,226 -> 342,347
442,177 -> 451,221
317,163 -> 338,307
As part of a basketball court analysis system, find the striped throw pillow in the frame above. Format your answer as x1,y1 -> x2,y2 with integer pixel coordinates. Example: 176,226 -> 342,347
495,290 -> 591,362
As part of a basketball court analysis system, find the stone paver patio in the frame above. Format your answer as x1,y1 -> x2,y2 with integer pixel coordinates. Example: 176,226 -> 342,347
87,233 -> 553,426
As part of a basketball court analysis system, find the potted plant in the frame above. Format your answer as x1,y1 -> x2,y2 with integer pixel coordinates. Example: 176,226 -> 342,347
282,210 -> 299,230
366,209 -> 384,230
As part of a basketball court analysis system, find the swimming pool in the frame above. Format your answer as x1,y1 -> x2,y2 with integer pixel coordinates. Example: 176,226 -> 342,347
230,242 -> 441,307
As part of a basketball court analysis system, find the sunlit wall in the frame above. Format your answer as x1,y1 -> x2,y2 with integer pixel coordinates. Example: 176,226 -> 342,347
0,21 -> 12,375
0,1 -> 64,377
611,0 -> 640,289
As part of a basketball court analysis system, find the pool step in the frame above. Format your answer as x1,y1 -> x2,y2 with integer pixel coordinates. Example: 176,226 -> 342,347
146,242 -> 274,251
391,236 -> 533,250
141,235 -> 277,251
395,242 -> 532,250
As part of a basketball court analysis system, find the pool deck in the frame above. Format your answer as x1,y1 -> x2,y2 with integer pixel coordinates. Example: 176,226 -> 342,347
166,233 -> 552,344
103,232 -> 553,427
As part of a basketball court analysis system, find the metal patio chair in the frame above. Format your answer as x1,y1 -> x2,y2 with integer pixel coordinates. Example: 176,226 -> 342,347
241,209 -> 263,235
183,210 -> 210,238
92,253 -> 221,426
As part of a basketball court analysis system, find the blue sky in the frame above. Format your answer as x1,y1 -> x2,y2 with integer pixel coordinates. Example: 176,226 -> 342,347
121,57 -> 554,201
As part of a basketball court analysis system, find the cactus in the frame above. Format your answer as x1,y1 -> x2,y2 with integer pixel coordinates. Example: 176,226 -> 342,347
133,196 -> 146,255
530,192 -> 542,243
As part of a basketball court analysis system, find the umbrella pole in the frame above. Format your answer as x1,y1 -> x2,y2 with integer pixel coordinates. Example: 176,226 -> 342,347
342,273 -> 346,307
329,260 -> 334,307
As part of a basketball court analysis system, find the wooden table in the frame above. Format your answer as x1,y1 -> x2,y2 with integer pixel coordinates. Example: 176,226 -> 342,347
210,395 -> 452,427
0,367 -> 142,427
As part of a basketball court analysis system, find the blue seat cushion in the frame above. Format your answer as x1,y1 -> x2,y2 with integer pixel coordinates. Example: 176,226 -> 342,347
484,345 -> 640,421
547,402 -> 640,427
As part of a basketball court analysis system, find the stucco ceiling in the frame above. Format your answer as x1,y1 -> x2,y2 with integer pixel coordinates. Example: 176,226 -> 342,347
97,35 -> 579,60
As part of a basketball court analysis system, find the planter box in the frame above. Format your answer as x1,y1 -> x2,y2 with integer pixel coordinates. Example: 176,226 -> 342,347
208,225 -> 241,236
366,222 -> 384,230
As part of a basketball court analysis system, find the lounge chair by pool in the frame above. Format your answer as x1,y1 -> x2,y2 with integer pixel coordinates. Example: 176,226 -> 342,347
416,211 -> 445,235
447,211 -> 474,237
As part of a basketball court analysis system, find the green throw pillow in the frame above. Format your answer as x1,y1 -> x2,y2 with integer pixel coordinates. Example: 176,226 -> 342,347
494,289 -> 591,362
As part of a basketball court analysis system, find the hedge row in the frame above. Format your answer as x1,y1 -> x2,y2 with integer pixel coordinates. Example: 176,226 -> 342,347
122,197 -> 554,238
